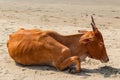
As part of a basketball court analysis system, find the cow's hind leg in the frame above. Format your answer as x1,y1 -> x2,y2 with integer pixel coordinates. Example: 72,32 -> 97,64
55,56 -> 81,73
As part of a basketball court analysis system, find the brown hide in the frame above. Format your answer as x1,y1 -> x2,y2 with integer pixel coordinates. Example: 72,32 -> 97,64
7,16 -> 109,73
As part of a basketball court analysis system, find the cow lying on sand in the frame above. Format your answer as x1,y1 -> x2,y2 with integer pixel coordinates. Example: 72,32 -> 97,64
7,16 -> 109,73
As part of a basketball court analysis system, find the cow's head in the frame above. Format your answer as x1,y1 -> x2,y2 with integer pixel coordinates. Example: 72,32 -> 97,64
80,16 -> 109,63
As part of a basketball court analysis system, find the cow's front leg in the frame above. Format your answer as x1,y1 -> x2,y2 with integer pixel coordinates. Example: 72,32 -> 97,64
55,56 -> 81,73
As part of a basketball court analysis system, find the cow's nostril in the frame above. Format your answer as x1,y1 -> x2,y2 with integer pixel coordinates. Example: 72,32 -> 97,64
106,58 -> 109,62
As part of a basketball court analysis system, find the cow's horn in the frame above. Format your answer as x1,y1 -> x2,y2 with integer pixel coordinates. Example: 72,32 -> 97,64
91,16 -> 98,31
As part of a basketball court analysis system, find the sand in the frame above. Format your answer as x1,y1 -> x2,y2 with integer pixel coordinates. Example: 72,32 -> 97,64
0,0 -> 120,80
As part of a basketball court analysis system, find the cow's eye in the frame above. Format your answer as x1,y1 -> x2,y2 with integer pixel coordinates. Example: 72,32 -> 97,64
99,42 -> 103,46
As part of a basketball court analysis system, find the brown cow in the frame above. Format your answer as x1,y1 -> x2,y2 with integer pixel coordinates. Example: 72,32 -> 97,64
7,16 -> 109,73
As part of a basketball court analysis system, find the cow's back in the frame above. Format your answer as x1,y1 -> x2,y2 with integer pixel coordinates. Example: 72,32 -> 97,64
7,29 -> 58,65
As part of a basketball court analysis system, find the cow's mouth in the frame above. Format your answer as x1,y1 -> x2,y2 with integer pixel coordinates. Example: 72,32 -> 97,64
100,58 -> 109,63
88,55 -> 93,58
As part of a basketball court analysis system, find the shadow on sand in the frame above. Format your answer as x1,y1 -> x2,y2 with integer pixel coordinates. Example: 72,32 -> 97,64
16,62 -> 120,78
77,66 -> 120,77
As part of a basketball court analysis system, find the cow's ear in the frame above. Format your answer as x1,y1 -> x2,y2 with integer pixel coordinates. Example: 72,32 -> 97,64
80,37 -> 94,44
78,30 -> 88,34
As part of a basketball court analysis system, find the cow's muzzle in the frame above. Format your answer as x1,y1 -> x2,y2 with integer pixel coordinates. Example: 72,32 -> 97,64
101,57 -> 109,63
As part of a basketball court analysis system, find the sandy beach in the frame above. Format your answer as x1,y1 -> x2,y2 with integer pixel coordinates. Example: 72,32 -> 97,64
0,0 -> 120,80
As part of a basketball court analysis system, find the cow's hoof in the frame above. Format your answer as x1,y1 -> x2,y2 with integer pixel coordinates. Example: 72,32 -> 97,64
68,66 -> 80,73
68,67 -> 76,73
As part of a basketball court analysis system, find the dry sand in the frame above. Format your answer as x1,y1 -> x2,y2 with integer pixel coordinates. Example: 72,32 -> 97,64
0,0 -> 120,80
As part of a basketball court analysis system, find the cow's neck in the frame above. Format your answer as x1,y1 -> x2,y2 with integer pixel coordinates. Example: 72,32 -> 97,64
47,31 -> 88,59
47,31 -> 82,46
